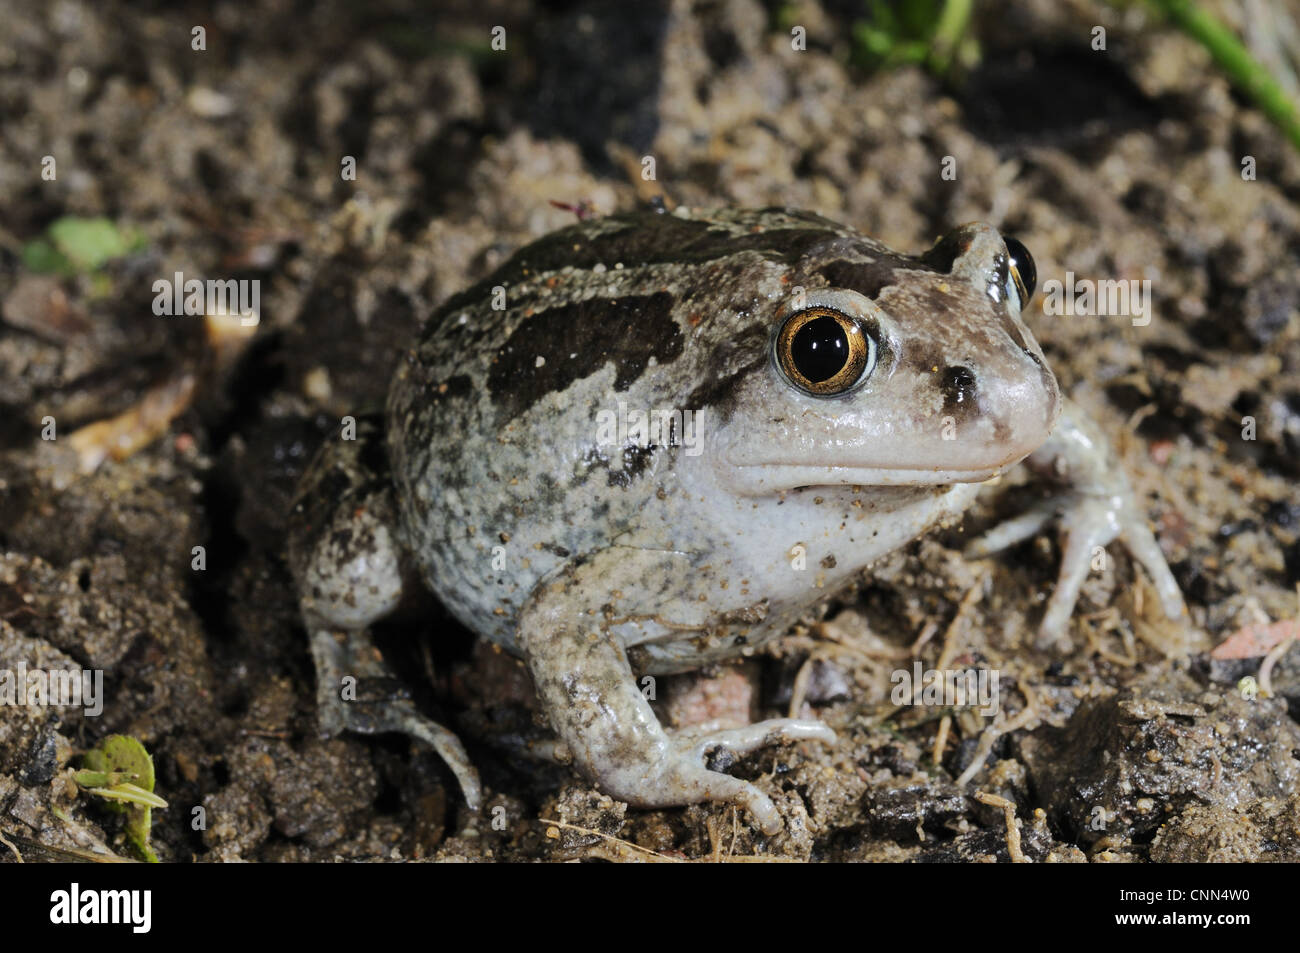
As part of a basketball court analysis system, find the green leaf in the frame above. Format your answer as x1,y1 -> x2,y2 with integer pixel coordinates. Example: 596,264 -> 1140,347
83,783 -> 169,810
22,217 -> 145,275
21,238 -> 74,275
47,216 -> 142,271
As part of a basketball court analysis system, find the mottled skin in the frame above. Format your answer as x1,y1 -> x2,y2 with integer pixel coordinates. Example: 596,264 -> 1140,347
289,206 -> 1186,833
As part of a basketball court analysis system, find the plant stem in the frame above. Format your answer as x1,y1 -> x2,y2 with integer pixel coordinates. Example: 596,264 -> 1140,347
1152,0 -> 1300,151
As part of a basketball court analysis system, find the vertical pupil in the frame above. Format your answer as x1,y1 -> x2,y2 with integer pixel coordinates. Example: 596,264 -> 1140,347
791,315 -> 850,383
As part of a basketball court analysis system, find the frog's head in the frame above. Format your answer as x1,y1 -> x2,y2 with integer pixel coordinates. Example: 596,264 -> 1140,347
716,223 -> 1059,494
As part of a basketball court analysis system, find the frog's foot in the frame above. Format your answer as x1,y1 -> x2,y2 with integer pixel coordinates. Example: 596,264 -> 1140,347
965,491 -> 1185,649
596,716 -> 835,837
308,622 -> 483,811
518,552 -> 835,835
964,399 -> 1187,650
661,720 -> 837,834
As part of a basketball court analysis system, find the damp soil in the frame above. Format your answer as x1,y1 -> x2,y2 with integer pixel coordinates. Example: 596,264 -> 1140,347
2,0 -> 1299,863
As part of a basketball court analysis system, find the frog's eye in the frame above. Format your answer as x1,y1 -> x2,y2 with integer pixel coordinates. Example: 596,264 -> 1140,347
1003,236 -> 1037,311
774,307 -> 876,397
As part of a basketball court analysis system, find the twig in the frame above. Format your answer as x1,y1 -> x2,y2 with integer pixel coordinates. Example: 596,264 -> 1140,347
910,619 -> 940,656
1258,584 -> 1300,697
955,695 -> 1039,788
937,575 -> 987,671
0,829 -> 23,863
974,791 -> 1029,863
788,648 -> 830,719
932,713 -> 952,766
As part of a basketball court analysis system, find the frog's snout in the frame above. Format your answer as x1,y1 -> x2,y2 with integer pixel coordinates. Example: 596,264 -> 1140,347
965,348 -> 1061,468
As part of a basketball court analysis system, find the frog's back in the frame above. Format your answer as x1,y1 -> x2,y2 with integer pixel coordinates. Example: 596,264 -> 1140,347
386,207 -> 858,648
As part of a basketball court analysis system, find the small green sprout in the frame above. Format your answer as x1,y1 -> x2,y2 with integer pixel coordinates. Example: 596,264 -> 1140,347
77,734 -> 167,863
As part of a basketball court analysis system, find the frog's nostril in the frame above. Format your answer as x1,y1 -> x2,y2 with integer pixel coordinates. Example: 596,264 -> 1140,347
941,365 -> 977,407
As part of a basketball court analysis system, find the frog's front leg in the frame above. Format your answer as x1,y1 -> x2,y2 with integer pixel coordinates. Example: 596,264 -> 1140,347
289,418 -> 482,810
517,550 -> 834,835
965,398 -> 1187,649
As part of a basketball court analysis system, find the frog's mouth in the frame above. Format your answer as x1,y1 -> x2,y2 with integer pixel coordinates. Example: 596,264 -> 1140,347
724,460 -> 1016,496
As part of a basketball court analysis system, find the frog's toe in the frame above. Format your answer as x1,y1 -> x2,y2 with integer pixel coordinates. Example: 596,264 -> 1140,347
1037,496 -> 1115,647
401,716 -> 484,812
729,781 -> 784,837
963,501 -> 1058,559
679,718 -> 836,761
1117,516 -> 1188,623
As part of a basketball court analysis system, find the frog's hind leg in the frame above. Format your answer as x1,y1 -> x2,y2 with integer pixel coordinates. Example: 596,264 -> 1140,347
288,418 -> 482,811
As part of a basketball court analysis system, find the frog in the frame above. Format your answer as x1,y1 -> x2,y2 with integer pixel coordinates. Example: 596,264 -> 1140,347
287,206 -> 1187,835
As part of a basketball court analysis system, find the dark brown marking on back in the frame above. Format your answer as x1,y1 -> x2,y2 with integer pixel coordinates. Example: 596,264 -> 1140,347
817,257 -> 940,298
919,229 -> 976,273
684,324 -> 770,423
487,291 -> 681,421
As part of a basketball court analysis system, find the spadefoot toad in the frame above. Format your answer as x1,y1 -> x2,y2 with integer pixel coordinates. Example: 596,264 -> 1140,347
288,206 -> 1186,834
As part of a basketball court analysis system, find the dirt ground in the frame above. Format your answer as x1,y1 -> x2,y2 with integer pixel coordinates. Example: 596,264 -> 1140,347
1,0 -> 1299,862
